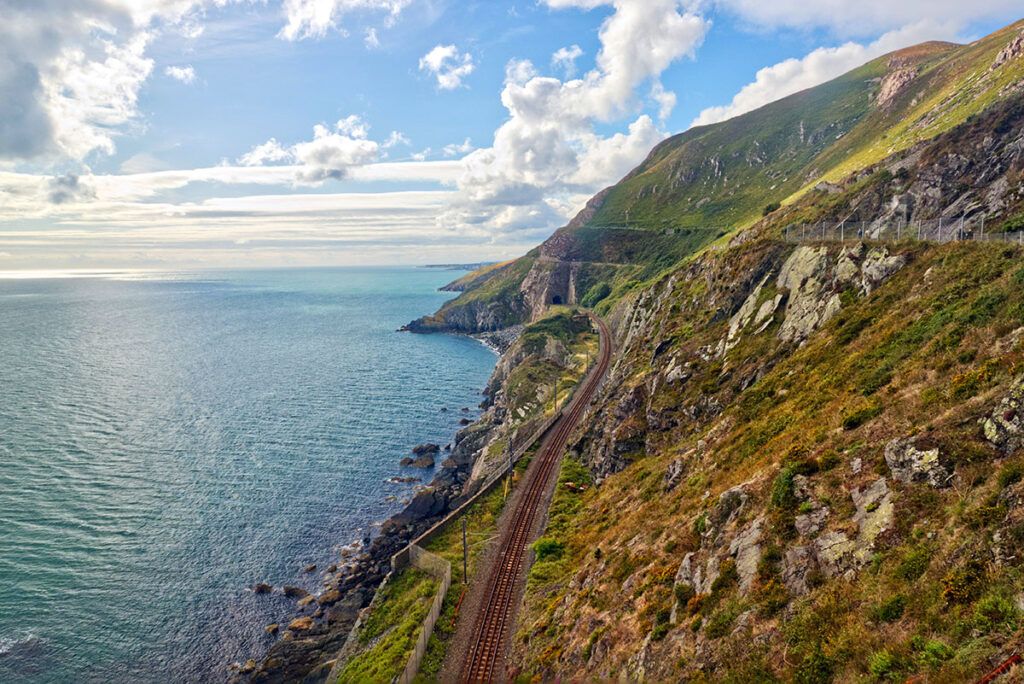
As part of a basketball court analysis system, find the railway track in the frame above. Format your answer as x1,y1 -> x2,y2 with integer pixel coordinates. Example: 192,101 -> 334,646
462,314 -> 612,683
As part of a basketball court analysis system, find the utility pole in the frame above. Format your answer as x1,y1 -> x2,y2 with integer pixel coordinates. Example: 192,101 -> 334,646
462,518 -> 467,583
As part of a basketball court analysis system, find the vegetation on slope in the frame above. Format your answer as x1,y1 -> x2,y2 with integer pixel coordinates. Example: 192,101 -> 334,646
413,20 -> 1024,337
514,238 -> 1024,682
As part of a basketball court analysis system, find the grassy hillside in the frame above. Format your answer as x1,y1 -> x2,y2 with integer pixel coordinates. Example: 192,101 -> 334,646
411,20 -> 1024,335
514,237 -> 1024,682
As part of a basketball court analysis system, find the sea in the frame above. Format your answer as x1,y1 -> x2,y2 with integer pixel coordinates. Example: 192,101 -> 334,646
0,267 -> 497,682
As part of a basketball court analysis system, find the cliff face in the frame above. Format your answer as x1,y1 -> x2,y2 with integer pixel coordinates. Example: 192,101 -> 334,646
514,235 -> 1024,682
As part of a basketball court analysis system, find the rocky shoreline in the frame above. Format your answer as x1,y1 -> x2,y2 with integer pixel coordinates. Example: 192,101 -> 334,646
239,368 -> 507,683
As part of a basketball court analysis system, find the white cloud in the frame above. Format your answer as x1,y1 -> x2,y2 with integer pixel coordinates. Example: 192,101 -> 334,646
238,138 -> 291,166
443,138 -> 474,157
692,20 -> 960,127
382,131 -> 411,149
714,0 -> 1023,38
0,1 -> 218,162
552,44 -> 584,76
419,44 -> 475,90
165,65 -> 196,84
364,27 -> 380,48
440,0 -> 709,234
240,116 -> 380,183
278,0 -> 412,41
650,81 -> 676,122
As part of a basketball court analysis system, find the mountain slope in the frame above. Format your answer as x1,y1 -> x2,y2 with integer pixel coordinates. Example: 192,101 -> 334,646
407,20 -> 1024,336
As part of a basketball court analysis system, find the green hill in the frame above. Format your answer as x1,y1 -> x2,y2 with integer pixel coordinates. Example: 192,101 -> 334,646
407,20 -> 1024,334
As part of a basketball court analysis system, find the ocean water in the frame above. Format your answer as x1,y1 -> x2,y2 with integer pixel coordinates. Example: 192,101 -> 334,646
0,267 -> 496,682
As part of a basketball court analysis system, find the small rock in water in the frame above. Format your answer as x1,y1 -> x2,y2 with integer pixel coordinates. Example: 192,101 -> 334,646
241,659 -> 257,674
327,564 -> 337,572
411,455 -> 435,468
265,624 -> 279,635
399,457 -> 414,466
282,585 -> 308,598
304,564 -> 317,572
459,418 -> 471,425
253,583 -> 273,594
297,596 -> 315,607
318,590 -> 342,605
461,407 -> 470,412
288,617 -> 314,632
411,443 -> 440,455
440,407 -> 448,412
444,443 -> 452,451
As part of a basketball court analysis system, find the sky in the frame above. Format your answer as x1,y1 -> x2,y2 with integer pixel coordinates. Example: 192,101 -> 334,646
0,1 -> 1022,270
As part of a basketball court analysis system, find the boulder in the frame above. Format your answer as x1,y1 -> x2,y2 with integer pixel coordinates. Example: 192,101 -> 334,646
297,596 -> 315,607
411,443 -> 440,455
287,617 -> 314,632
411,455 -> 435,468
265,624 -> 278,635
727,516 -> 764,594
459,418 -> 471,425
282,586 -> 308,598
663,458 -> 685,491
782,545 -> 819,595
303,564 -> 316,572
851,477 -> 894,561
399,457 -> 414,466
884,437 -> 952,487
253,583 -> 273,594
795,506 -> 829,537
241,659 -> 257,674
317,590 -> 341,606
813,531 -> 856,578
982,374 -> 1024,454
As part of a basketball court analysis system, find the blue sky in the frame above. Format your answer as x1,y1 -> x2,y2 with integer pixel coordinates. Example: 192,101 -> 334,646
0,1 -> 1021,271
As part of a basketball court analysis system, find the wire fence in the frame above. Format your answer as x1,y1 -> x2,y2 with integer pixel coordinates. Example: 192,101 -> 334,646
783,218 -> 1024,245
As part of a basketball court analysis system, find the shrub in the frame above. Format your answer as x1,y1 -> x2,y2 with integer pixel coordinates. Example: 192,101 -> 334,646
868,649 -> 901,680
870,595 -> 906,623
918,640 -> 954,669
711,559 -> 738,594
581,281 -> 612,308
998,460 -> 1024,489
941,559 -> 987,605
772,466 -> 797,509
763,202 -> 781,216
651,622 -> 671,641
532,538 -> 565,561
818,449 -> 841,470
842,402 -> 882,430
894,548 -> 930,581
674,582 -> 695,606
704,609 -> 736,638
795,643 -> 833,684
974,595 -> 1019,633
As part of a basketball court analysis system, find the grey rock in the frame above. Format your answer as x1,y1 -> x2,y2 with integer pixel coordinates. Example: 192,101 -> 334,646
728,516 -> 764,594
782,545 -> 819,595
795,506 -> 829,537
982,374 -> 1024,454
884,437 -> 952,487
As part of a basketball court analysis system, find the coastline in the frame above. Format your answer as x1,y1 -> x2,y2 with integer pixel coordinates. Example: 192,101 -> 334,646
241,331 -> 511,683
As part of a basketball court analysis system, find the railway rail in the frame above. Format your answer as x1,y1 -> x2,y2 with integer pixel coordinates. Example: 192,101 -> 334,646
462,314 -> 612,683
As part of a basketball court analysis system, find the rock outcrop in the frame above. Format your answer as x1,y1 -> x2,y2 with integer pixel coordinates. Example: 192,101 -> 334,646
884,437 -> 953,487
